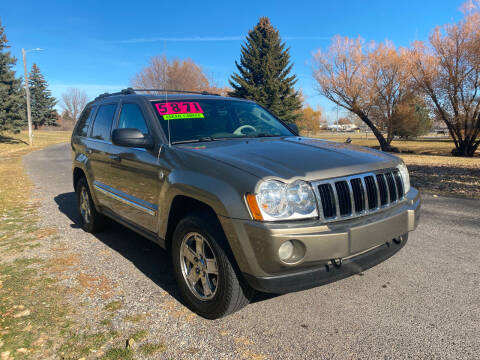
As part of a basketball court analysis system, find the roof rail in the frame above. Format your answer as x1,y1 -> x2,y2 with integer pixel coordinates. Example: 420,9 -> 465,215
94,87 -> 135,100
93,88 -> 221,101
128,88 -> 220,96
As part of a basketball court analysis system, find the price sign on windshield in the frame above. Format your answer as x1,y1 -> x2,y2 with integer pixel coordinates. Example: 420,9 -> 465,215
155,102 -> 204,120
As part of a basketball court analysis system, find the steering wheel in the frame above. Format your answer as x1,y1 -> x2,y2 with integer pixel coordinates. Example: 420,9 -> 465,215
233,125 -> 257,135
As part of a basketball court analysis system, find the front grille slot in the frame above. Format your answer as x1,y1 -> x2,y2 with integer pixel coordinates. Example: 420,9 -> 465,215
318,183 -> 336,218
385,172 -> 397,202
363,176 -> 378,209
335,181 -> 352,216
376,174 -> 389,206
393,170 -> 404,199
350,178 -> 365,212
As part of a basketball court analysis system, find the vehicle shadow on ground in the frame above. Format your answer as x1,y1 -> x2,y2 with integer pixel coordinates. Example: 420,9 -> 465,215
54,192 -> 277,306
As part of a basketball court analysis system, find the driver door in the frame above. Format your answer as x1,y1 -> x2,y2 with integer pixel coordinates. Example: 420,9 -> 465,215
107,101 -> 159,233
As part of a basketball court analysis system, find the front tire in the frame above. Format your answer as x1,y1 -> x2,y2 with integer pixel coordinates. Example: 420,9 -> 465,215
171,213 -> 254,319
75,177 -> 107,233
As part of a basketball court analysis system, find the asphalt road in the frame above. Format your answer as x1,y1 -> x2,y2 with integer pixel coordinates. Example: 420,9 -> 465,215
24,143 -> 479,359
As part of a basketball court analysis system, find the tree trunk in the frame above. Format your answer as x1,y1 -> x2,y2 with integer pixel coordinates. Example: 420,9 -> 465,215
452,139 -> 479,157
34,123 -> 38,130
356,112 -> 393,152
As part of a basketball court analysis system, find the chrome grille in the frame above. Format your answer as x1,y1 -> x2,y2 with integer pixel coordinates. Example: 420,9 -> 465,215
312,169 -> 405,222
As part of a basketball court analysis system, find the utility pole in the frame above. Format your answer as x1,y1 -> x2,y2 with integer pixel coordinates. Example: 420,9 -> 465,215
22,48 -> 33,146
22,48 -> 43,146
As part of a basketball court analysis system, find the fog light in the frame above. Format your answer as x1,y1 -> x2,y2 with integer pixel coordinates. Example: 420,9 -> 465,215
278,241 -> 294,261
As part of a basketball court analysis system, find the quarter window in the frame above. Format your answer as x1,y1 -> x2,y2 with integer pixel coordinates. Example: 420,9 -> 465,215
74,106 -> 96,137
118,103 -> 149,135
91,104 -> 117,141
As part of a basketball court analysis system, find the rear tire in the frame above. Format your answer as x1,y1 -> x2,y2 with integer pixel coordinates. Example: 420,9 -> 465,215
171,213 -> 254,319
75,177 -> 107,233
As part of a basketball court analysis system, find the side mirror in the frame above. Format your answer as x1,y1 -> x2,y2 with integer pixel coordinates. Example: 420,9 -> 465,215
288,123 -> 299,135
112,128 -> 154,149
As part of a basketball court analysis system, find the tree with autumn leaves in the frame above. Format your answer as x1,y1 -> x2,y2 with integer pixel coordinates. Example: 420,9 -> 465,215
314,1 -> 480,156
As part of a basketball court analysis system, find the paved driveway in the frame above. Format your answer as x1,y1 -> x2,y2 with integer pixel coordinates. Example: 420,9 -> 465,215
24,143 -> 479,359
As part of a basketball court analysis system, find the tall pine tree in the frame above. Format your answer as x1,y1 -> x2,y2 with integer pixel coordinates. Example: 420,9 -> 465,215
0,18 -> 25,134
229,17 -> 302,124
29,63 -> 57,129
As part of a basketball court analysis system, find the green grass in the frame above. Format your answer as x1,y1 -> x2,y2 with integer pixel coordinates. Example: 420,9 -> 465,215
104,300 -> 123,312
129,329 -> 149,342
101,347 -> 134,360
139,342 -> 167,356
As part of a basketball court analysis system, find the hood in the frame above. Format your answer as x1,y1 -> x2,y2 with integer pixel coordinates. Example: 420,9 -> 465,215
177,137 -> 400,181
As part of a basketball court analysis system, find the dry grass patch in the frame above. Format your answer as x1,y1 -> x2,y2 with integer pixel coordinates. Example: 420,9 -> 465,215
0,131 -> 128,359
77,273 -> 114,299
400,154 -> 480,198
48,254 -> 79,273
0,130 -> 71,157
311,132 -> 480,198
313,132 -> 479,157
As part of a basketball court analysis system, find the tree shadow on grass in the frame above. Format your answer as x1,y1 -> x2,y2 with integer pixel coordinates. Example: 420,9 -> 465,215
0,134 -> 28,145
53,192 -> 278,308
408,164 -> 480,198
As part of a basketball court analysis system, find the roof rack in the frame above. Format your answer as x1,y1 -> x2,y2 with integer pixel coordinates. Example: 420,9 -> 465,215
129,88 -> 220,96
94,88 -> 135,100
94,87 -> 220,100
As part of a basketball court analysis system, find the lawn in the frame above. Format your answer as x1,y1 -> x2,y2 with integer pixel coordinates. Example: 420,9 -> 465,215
313,131 -> 479,157
312,132 -> 480,198
0,130 -> 133,359
0,130 -> 71,156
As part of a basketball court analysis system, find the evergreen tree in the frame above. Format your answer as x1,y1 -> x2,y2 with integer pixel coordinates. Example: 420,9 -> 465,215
229,17 -> 302,124
29,63 -> 57,129
0,18 -> 25,134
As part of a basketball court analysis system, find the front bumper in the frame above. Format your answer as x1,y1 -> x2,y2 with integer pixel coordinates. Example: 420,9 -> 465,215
244,234 -> 408,293
219,187 -> 420,293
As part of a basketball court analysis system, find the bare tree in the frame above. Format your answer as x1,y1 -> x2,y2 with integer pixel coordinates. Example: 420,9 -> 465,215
407,4 -> 480,156
313,36 -> 412,151
131,55 -> 227,95
60,88 -> 88,123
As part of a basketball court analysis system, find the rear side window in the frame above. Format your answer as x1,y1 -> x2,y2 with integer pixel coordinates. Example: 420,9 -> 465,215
91,104 -> 117,141
74,106 -> 96,137
117,103 -> 149,135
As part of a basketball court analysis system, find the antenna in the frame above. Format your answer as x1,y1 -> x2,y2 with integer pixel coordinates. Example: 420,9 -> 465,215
164,41 -> 171,147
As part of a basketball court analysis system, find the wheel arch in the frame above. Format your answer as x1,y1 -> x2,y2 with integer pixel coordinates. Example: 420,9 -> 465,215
73,167 -> 86,190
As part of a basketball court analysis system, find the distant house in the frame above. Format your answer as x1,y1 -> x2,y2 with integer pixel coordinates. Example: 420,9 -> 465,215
327,124 -> 359,132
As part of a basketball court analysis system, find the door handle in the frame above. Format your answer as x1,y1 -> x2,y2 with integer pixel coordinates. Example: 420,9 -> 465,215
109,155 -> 121,162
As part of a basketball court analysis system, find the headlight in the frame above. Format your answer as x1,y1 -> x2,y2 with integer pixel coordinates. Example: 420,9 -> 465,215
397,163 -> 410,194
246,180 -> 318,221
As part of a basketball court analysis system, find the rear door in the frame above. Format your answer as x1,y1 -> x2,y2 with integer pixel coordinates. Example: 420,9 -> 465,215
107,101 -> 159,232
85,102 -> 118,209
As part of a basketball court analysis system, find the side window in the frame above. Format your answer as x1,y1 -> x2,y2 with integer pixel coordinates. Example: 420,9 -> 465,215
74,106 -> 95,137
91,104 -> 117,141
117,103 -> 149,135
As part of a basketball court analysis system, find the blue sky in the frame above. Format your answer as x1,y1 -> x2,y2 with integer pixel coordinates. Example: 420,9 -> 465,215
2,0 -> 464,121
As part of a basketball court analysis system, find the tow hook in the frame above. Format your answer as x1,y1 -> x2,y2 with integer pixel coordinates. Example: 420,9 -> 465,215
331,258 -> 342,268
393,236 -> 403,244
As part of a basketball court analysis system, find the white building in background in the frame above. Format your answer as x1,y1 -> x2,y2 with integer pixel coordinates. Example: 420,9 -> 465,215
327,124 -> 359,132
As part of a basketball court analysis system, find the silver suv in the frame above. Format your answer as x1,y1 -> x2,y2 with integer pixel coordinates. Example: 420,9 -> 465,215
71,88 -> 421,319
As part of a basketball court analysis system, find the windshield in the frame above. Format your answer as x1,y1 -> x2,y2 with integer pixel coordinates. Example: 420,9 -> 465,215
151,99 -> 294,143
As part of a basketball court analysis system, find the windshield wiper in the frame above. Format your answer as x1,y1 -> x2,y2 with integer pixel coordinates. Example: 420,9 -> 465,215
171,137 -> 215,145
253,133 -> 280,138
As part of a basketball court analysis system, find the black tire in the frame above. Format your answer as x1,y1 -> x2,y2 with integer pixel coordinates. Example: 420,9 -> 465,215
171,213 -> 255,319
75,177 -> 107,233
